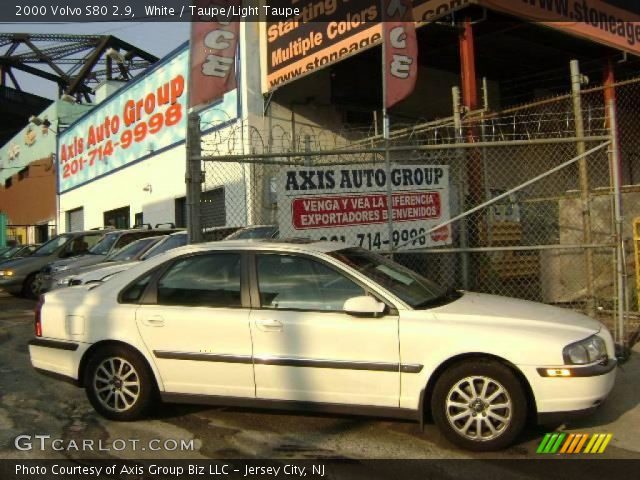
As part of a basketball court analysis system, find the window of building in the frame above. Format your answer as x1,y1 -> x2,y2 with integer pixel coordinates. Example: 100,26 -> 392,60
103,206 -> 130,229
134,212 -> 144,227
35,224 -> 49,243
174,197 -> 186,228
66,207 -> 84,232
201,187 -> 225,228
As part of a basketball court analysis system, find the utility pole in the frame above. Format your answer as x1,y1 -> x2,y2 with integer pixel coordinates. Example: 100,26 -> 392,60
185,112 -> 202,244
570,59 -> 596,317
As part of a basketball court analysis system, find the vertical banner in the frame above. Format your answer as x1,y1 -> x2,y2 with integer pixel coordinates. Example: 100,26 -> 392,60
189,0 -> 240,109
383,0 -> 418,108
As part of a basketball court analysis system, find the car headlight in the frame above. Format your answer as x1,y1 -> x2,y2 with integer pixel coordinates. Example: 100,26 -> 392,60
563,335 -> 607,365
56,276 -> 72,286
0,270 -> 15,277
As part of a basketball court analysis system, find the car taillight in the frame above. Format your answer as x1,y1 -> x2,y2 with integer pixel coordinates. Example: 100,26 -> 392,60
34,296 -> 44,337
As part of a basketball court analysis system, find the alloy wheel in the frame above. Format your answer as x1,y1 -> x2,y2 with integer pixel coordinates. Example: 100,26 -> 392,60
93,357 -> 141,412
445,375 -> 513,442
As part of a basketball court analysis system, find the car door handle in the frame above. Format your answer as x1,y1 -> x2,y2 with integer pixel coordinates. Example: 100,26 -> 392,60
142,316 -> 165,327
256,319 -> 283,332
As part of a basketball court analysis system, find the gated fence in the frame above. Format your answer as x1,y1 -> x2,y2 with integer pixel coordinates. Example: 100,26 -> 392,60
192,65 -> 640,348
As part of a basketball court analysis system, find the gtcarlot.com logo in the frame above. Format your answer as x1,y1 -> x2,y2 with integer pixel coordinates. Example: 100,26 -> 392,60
537,433 -> 613,454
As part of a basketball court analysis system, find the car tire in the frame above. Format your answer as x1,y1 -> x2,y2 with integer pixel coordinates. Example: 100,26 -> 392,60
21,273 -> 39,299
84,345 -> 156,421
431,360 -> 528,451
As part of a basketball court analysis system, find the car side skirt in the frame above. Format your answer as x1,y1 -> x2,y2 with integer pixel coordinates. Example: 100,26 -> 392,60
161,392 -> 420,421
153,350 -> 423,373
34,367 -> 80,387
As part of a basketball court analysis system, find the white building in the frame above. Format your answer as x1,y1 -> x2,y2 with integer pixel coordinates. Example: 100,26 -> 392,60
56,37 -> 256,232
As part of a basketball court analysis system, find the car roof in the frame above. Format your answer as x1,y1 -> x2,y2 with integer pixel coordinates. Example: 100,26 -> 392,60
240,224 -> 277,229
176,238 -> 346,254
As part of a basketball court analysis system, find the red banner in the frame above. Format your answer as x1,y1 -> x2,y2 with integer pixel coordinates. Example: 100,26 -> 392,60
383,0 -> 418,108
189,0 -> 239,109
291,192 -> 441,229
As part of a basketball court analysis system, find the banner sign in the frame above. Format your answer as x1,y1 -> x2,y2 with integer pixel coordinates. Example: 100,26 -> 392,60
264,0 -> 470,92
58,48 -> 238,193
383,0 -> 418,108
480,0 -> 640,56
189,0 -> 240,109
278,164 -> 451,251
264,0 -> 639,92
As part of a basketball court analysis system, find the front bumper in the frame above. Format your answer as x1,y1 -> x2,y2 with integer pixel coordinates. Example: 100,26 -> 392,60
36,273 -> 55,293
522,358 -> 617,418
0,276 -> 25,294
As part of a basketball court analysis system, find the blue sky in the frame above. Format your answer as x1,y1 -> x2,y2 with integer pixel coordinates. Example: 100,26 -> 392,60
0,22 -> 190,98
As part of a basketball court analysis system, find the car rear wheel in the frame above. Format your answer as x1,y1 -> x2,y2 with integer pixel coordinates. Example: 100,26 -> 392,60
431,360 -> 527,451
84,345 -> 156,421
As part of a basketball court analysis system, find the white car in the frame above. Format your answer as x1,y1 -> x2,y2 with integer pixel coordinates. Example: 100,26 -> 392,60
28,240 -> 617,451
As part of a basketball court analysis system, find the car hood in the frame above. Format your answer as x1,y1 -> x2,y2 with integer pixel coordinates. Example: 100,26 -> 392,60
0,255 -> 53,273
73,261 -> 136,281
49,254 -> 107,273
430,292 -> 601,335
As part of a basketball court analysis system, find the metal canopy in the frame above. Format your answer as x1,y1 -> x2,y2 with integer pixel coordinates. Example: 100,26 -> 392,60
0,33 -> 159,103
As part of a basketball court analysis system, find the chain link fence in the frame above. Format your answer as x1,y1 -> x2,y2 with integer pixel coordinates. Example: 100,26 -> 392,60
195,71 -> 640,347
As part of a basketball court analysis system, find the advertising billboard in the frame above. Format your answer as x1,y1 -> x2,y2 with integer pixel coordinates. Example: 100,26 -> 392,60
264,0 -> 639,93
264,0 -> 471,92
482,0 -> 640,56
278,164 -> 451,251
57,47 -> 238,194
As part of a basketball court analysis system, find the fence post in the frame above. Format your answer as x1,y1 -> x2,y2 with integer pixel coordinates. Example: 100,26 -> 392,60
604,64 -> 625,346
186,112 -> 202,244
570,59 -> 596,317
453,86 -> 470,289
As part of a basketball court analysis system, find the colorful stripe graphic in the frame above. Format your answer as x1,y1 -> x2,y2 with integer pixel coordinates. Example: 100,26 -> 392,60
537,433 -> 612,454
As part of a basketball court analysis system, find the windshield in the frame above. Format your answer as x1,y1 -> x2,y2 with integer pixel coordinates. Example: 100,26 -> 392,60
141,233 -> 187,260
329,248 -> 448,309
32,235 -> 72,256
89,232 -> 119,255
107,237 -> 161,262
0,246 -> 21,259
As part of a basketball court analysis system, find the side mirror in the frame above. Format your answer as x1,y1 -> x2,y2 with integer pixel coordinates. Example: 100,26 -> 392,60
343,296 -> 386,317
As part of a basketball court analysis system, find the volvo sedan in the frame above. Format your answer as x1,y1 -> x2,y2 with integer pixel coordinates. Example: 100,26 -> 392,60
28,240 -> 616,451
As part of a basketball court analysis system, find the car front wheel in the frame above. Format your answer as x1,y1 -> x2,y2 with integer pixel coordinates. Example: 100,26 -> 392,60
431,360 -> 528,451
21,273 -> 39,299
84,345 -> 155,421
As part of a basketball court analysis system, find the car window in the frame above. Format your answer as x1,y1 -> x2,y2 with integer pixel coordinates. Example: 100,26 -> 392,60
156,253 -> 242,307
329,248 -> 448,309
88,232 -> 119,255
108,237 -> 161,262
120,272 -> 154,303
112,231 -> 158,251
141,234 -> 187,260
256,254 -> 364,311
32,235 -> 72,256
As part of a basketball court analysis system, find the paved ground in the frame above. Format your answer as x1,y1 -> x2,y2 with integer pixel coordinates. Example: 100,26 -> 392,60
0,292 -> 638,469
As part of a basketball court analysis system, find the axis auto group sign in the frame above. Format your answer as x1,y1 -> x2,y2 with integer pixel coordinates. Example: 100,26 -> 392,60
278,164 -> 451,251
57,49 -> 188,193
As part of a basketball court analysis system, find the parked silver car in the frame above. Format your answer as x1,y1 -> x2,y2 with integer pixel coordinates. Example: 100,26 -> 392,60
0,231 -> 107,298
51,231 -> 188,290
37,228 -> 179,293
